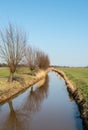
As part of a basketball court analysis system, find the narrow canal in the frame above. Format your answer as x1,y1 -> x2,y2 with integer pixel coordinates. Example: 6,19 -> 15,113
0,72 -> 83,130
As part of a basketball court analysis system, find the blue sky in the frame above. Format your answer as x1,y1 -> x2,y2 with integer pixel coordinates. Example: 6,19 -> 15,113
0,0 -> 88,66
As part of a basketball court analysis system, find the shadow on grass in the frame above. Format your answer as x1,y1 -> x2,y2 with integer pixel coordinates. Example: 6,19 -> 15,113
13,76 -> 26,86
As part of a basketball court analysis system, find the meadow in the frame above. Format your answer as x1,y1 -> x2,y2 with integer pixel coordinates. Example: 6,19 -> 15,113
0,67 -> 10,78
0,67 -> 34,78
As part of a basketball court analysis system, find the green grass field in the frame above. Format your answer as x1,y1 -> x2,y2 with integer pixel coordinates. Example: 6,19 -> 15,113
0,67 -> 33,78
60,68 -> 88,103
0,67 -> 10,78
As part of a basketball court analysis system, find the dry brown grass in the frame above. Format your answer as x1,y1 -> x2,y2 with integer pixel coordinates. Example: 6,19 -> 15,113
0,69 -> 47,104
0,79 -> 20,94
36,78 -> 46,88
35,69 -> 47,79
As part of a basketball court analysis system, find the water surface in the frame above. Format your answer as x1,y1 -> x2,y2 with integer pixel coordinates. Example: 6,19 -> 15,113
0,72 -> 83,130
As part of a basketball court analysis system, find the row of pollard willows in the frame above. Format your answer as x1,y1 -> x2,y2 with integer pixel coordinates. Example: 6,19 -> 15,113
0,23 -> 50,82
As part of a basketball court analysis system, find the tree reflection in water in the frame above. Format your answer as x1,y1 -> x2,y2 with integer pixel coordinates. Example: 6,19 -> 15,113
1,75 -> 49,130
22,75 -> 49,113
3,100 -> 24,130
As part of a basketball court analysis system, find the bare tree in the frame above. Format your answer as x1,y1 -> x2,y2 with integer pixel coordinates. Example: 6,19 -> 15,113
0,24 -> 26,82
25,46 -> 36,70
35,49 -> 50,69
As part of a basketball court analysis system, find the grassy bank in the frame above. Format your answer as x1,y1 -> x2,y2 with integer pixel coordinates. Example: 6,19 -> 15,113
0,67 -> 47,104
60,68 -> 88,104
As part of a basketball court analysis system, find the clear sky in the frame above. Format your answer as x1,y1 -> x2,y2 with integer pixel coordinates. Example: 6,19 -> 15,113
0,0 -> 88,66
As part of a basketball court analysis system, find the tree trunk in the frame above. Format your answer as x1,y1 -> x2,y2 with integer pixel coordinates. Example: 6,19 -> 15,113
8,72 -> 14,82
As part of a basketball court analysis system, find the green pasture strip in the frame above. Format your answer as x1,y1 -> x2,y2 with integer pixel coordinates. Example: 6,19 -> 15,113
16,67 -> 32,74
0,67 -> 33,78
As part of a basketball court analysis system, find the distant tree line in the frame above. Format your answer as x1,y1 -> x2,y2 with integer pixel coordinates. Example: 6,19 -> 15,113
0,24 -> 50,82
52,65 -> 88,68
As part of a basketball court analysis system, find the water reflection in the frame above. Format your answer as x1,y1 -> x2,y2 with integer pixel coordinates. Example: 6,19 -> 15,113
20,75 -> 49,113
1,100 -> 24,130
0,76 -> 49,130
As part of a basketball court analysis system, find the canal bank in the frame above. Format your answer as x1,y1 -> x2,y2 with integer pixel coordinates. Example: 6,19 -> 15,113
0,69 -> 48,105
